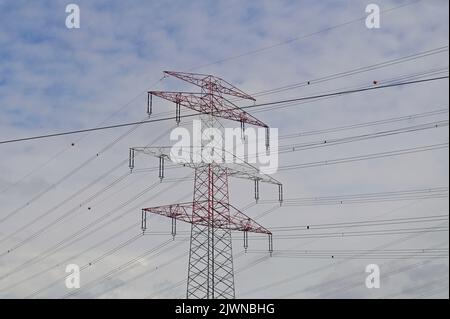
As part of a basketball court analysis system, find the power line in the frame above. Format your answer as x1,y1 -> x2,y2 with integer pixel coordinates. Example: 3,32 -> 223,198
156,46 -> 449,113
248,226 -> 448,240
15,188 -> 194,298
240,46 -> 449,100
250,67 -> 449,114
61,239 -> 174,299
8,0 -> 421,205
5,72 -> 442,292
92,198 -> 261,298
2,0 -> 446,300
253,67 -> 448,121
278,108 -> 449,139
10,79 -> 450,296
136,47 -> 450,121
0,119 -> 146,225
0,75 -> 447,146
0,144 -> 73,195
262,187 -> 449,203
292,249 -> 448,298
277,143 -> 449,171
0,177 -> 192,281
0,125 -> 178,252
0,77 -> 166,196
314,241 -> 449,298
241,119 -> 449,159
252,248 -> 449,254
141,204 -> 448,298
245,75 -> 449,111
144,251 -> 255,299
240,224 -> 448,297
141,214 -> 449,235
133,117 -> 449,171
187,0 -> 425,70
268,214 -> 449,231
92,250 -> 189,299
131,108 -> 449,176
236,192 -> 448,298
88,200 -> 258,298
382,276 -> 449,299
3,119 -> 446,235
241,204 -> 448,301
0,169 -> 130,247
265,254 -> 448,260
28,238 -> 175,299
142,205 -> 446,298
0,221 -> 139,294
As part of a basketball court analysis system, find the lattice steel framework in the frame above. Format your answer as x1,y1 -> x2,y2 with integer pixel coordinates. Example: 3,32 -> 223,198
130,71 -> 282,299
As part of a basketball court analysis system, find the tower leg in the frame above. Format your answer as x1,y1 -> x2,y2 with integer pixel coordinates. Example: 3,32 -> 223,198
186,164 -> 235,299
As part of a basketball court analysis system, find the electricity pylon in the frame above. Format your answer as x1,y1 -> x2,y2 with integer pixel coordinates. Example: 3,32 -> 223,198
129,71 -> 282,299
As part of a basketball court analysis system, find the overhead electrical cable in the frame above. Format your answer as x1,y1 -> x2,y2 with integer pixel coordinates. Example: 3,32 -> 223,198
0,75 -> 447,146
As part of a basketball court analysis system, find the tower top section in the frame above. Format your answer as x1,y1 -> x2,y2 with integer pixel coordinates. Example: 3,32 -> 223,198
148,71 -> 266,128
164,71 -> 256,101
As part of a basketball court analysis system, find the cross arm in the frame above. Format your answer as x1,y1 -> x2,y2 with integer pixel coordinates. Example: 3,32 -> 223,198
148,91 -> 267,128
142,201 -> 271,235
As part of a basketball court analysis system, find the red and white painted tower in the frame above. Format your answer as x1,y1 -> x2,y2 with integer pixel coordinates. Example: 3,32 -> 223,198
129,71 -> 282,299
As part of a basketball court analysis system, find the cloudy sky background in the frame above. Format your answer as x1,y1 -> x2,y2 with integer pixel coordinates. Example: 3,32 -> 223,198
0,0 -> 448,298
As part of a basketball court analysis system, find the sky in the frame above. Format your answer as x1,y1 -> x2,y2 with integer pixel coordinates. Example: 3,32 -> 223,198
0,0 -> 448,299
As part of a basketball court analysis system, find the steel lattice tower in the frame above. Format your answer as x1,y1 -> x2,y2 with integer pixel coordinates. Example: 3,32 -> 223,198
129,71 -> 283,299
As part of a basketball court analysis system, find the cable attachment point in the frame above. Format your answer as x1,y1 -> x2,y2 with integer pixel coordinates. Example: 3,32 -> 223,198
159,155 -> 165,182
254,178 -> 260,203
265,127 -> 270,151
268,233 -> 273,257
171,217 -> 177,240
141,209 -> 147,234
129,148 -> 135,172
147,93 -> 153,117
244,230 -> 249,253
278,184 -> 283,206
